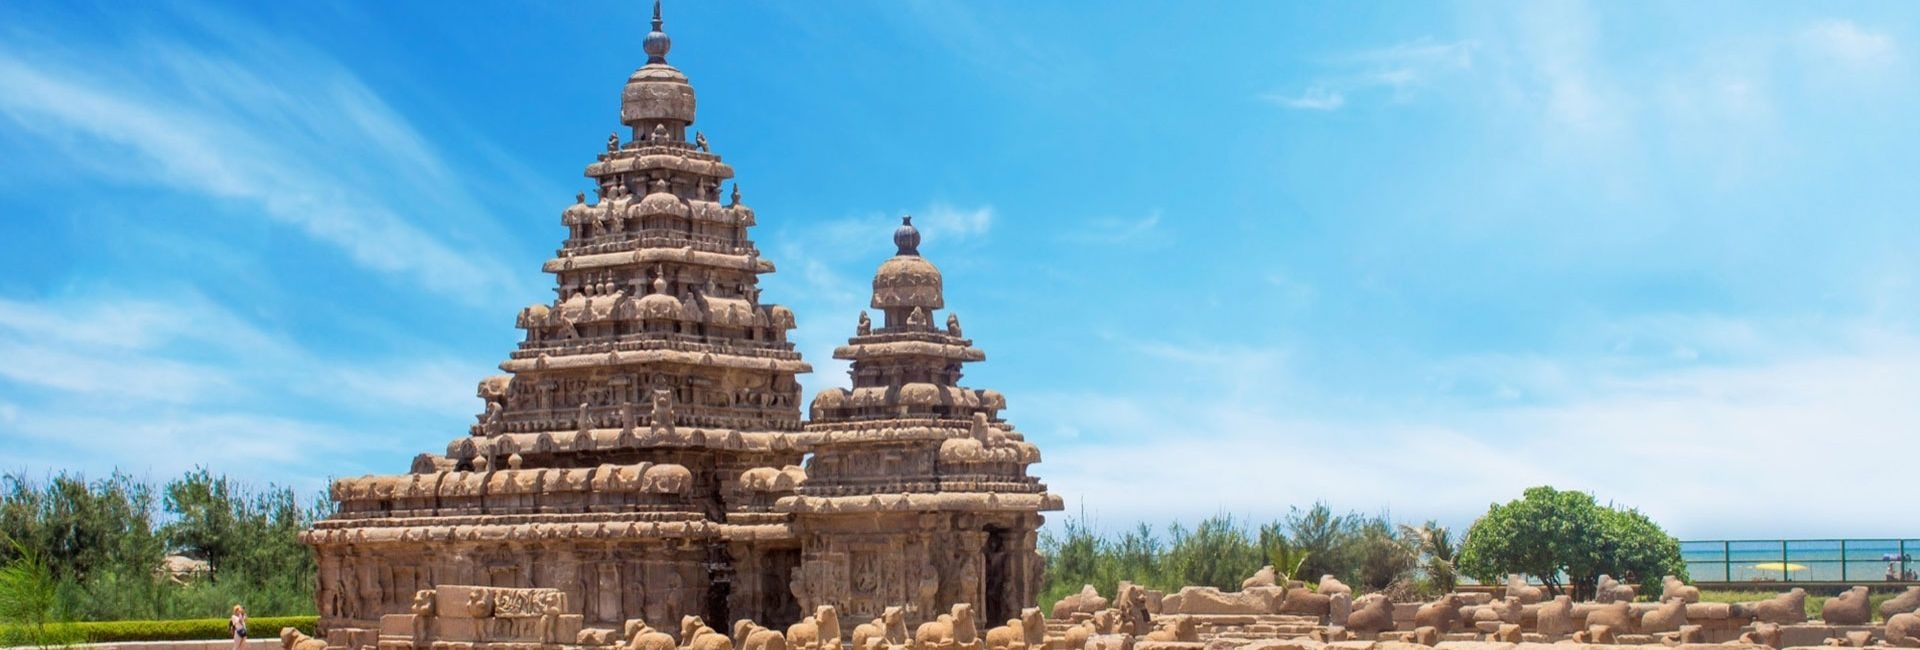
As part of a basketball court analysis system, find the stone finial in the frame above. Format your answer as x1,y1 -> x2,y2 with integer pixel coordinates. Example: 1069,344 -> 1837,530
507,453 -> 524,470
894,215 -> 920,256
729,183 -> 741,207
644,0 -> 671,64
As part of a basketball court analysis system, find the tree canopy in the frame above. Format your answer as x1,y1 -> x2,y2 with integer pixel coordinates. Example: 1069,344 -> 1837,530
1456,485 -> 1685,600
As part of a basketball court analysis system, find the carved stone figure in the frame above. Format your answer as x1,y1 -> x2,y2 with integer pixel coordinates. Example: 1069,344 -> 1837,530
1585,600 -> 1636,633
465,588 -> 495,619
409,589 -> 436,644
1317,575 -> 1351,597
1575,624 -> 1616,645
1595,574 -> 1636,603
683,616 -> 734,650
914,604 -> 977,650
1660,575 -> 1700,603
1640,597 -> 1689,633
1505,574 -> 1544,604
280,628 -> 328,650
1343,594 -> 1395,636
1885,587 -> 1920,619
608,132 -> 620,151
1888,613 -> 1920,648
1536,594 -> 1575,638
857,311 -> 871,336
983,618 -> 1025,650
1240,565 -> 1277,590
1739,622 -> 1783,649
538,590 -> 566,644
1735,588 -> 1808,625
786,606 -> 840,650
1051,585 -> 1107,620
1142,615 -> 1197,643
695,131 -> 709,151
1275,587 -> 1331,617
1413,593 -> 1460,633
1822,586 -> 1872,625
629,621 -> 675,650
650,388 -> 677,437
851,606 -> 907,650
945,314 -> 961,337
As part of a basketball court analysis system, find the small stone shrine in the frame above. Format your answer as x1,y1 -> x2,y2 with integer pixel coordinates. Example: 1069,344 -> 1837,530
300,4 -> 1061,649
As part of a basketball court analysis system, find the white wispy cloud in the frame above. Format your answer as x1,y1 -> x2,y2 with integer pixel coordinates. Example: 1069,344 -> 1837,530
1801,20 -> 1898,67
1266,38 -> 1478,111
1029,316 -> 1920,538
1265,87 -> 1346,111
0,288 -> 483,486
0,26 -> 526,302
1063,211 -> 1164,245
918,203 -> 995,241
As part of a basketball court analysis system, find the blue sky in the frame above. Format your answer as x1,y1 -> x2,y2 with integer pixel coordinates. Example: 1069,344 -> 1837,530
1,1 -> 1916,539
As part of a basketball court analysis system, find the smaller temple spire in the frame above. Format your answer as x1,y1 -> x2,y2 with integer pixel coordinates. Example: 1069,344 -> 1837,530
644,0 -> 672,65
893,215 -> 920,256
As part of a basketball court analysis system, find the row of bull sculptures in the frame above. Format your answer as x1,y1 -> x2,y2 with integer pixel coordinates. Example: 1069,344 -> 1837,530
1043,568 -> 1920,649
278,576 -> 1920,650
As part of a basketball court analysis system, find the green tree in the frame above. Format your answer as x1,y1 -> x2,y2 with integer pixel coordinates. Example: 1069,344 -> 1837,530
1399,520 -> 1458,593
1257,522 -> 1310,581
1285,502 -> 1358,583
1351,513 -> 1417,591
0,537 -> 83,647
1162,514 -> 1262,590
1456,486 -> 1685,600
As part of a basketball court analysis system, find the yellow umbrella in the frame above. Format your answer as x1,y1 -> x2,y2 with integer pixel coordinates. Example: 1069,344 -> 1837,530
1752,562 -> 1809,572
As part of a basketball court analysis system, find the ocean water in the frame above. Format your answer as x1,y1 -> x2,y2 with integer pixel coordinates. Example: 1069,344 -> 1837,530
1681,539 -> 1920,583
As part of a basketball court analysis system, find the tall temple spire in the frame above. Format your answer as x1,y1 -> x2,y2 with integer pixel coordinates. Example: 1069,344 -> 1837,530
644,0 -> 672,64
623,0 -> 694,130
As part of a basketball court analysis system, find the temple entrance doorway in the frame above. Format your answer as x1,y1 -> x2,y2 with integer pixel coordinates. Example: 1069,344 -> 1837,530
983,526 -> 1013,624
762,548 -> 803,627
705,545 -> 732,629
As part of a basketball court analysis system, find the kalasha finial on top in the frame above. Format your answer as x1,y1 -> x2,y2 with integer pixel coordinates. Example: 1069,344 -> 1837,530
644,0 -> 672,64
894,215 -> 921,256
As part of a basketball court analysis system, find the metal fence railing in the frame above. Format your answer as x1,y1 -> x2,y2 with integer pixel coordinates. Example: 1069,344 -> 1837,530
1682,539 -> 1920,583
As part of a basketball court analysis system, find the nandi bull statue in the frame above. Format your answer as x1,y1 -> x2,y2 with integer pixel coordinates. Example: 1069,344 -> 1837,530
851,606 -> 907,650
914,603 -> 980,650
786,605 -> 841,650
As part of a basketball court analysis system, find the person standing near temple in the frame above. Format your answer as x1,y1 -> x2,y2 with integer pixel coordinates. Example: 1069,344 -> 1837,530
229,604 -> 249,650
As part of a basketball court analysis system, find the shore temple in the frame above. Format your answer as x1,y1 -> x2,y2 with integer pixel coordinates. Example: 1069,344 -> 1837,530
300,4 -> 1062,648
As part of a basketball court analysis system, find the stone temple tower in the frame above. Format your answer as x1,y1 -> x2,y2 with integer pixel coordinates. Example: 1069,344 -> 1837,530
792,217 -> 1062,626
301,6 -> 1056,648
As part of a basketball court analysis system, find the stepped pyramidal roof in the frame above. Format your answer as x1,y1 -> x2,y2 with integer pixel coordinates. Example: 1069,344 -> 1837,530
302,5 -> 1058,646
